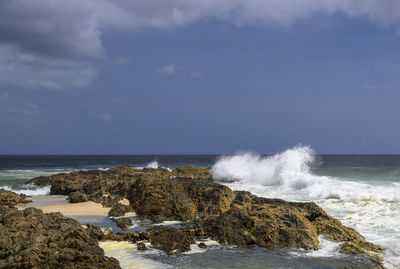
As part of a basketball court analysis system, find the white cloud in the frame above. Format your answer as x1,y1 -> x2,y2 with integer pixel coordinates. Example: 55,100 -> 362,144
0,45 -> 96,89
1,0 -> 400,89
156,64 -> 176,75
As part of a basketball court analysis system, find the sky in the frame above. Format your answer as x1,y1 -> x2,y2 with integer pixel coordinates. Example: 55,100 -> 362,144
1,0 -> 400,154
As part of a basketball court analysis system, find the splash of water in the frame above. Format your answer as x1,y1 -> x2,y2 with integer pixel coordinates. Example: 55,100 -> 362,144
211,145 -> 317,187
146,161 -> 159,169
211,145 -> 400,202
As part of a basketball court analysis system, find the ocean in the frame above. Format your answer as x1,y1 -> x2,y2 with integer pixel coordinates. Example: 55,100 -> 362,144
1,146 -> 399,268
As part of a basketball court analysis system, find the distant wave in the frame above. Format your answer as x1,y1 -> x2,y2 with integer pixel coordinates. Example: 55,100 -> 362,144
211,145 -> 400,203
146,161 -> 159,169
1,185 -> 50,196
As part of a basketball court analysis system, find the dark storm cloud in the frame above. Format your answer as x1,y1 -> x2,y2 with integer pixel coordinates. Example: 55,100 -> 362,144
0,0 -> 400,89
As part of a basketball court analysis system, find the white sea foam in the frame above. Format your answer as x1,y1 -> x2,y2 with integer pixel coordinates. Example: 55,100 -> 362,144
146,161 -> 159,169
211,145 -> 400,203
1,185 -> 50,196
99,241 -> 172,269
290,236 -> 341,258
212,145 -> 400,268
0,168 -> 70,179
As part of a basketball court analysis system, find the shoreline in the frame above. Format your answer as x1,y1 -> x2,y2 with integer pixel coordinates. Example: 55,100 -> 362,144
2,166 -> 388,268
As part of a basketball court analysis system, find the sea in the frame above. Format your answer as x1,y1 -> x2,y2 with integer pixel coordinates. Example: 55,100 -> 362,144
1,145 -> 399,269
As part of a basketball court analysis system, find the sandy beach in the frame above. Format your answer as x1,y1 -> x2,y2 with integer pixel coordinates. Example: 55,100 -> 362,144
18,195 -> 112,216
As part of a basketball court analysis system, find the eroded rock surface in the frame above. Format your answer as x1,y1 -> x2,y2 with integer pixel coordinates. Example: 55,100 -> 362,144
28,166 -> 212,209
112,217 -> 132,231
0,204 -> 120,268
0,189 -> 31,206
127,177 -> 235,221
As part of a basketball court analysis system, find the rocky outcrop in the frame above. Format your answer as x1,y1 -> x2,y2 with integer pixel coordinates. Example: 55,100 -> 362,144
68,191 -> 88,203
146,226 -> 196,255
112,217 -> 132,231
0,188 -> 31,206
196,191 -> 384,255
170,167 -> 212,181
128,177 -> 235,222
0,205 -> 120,268
28,166 -> 211,209
108,203 -> 132,217
27,166 -> 385,268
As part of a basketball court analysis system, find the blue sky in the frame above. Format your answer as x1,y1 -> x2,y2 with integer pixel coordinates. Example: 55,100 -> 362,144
1,1 -> 400,154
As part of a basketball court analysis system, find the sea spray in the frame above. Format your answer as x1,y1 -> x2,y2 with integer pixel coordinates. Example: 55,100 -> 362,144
211,145 -> 315,187
211,145 -> 400,203
146,160 -> 159,169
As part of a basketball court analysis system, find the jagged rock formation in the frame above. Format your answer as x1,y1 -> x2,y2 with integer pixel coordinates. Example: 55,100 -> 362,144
127,177 -> 234,222
0,189 -> 120,268
28,167 -> 385,268
112,217 -> 132,231
0,189 -> 31,206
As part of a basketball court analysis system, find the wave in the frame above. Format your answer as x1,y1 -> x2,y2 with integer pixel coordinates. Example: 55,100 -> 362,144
143,161 -> 172,171
146,161 -> 159,169
211,145 -> 400,202
1,185 -> 50,196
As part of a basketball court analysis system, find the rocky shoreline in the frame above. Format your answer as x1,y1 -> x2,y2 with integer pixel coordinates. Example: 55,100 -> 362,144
0,167 -> 386,268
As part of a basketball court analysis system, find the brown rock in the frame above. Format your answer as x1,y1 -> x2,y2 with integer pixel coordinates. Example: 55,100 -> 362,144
68,191 -> 88,203
108,203 -> 132,217
127,177 -> 235,221
0,188 -> 31,206
171,167 -> 212,181
147,226 -> 195,255
0,205 -> 120,268
137,242 -> 147,251
112,217 -> 132,231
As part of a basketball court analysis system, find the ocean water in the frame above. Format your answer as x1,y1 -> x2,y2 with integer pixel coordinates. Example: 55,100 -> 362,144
1,148 -> 400,268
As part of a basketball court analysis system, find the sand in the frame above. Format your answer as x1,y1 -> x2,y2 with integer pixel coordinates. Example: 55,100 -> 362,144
18,195 -> 111,216
37,201 -> 111,216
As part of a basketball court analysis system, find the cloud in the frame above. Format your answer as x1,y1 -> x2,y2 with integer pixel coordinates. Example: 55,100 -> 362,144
1,0 -> 400,89
0,91 -> 41,124
156,64 -> 176,75
0,45 -> 96,89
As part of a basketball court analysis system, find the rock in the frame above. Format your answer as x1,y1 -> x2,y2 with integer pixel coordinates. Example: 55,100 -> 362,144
339,242 -> 385,269
198,192 -> 319,250
127,177 -> 235,221
108,203 -> 132,217
171,167 -> 212,181
68,191 -> 88,203
197,191 -> 383,256
198,242 -> 207,248
112,217 -> 132,231
137,242 -> 147,251
84,224 -> 107,241
0,188 -> 31,206
0,205 -> 120,268
27,166 -> 209,208
26,166 -> 385,268
147,226 -> 196,255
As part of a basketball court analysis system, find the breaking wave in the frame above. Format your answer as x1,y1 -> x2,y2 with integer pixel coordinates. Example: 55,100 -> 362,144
211,145 -> 400,202
146,161 -> 159,169
1,185 -> 50,196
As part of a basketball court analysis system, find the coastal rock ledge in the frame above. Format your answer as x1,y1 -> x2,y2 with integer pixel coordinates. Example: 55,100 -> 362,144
24,166 -> 386,268
0,189 -> 120,268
